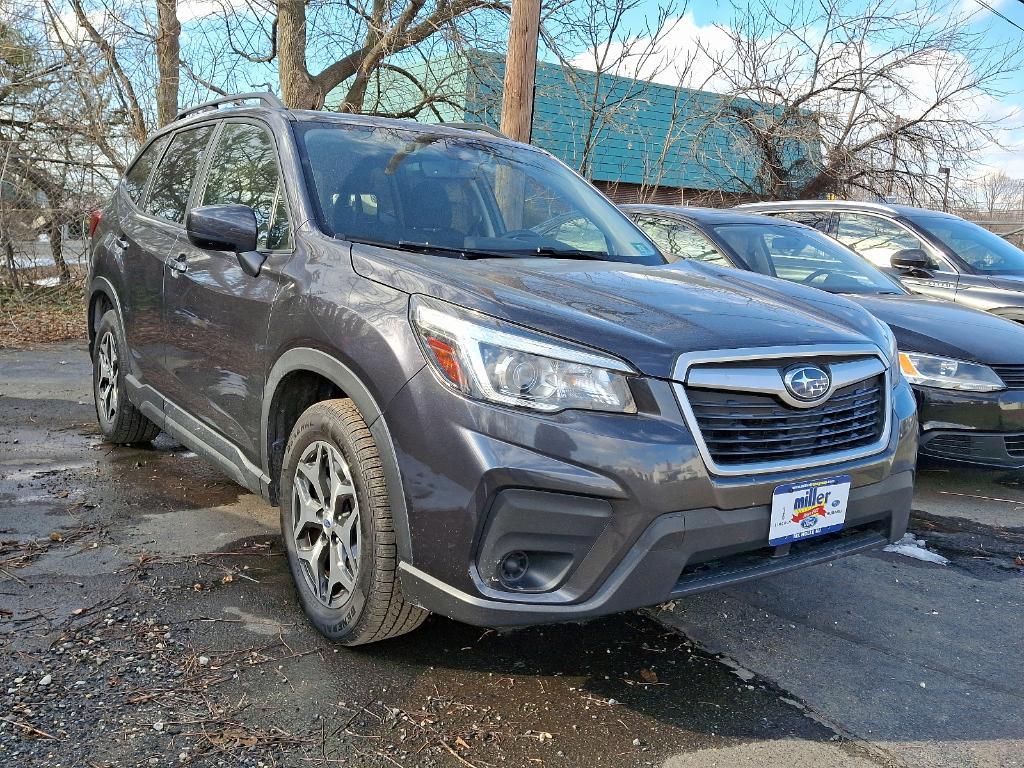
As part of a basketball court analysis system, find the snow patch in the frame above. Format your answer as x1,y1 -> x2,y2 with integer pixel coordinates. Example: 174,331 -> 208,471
884,533 -> 949,565
31,276 -> 61,287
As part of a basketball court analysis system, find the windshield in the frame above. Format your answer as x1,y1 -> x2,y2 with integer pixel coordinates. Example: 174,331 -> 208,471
709,222 -> 905,295
911,215 -> 1024,274
294,121 -> 663,264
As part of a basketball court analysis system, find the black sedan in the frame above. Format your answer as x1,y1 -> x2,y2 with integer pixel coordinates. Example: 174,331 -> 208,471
623,204 -> 1024,469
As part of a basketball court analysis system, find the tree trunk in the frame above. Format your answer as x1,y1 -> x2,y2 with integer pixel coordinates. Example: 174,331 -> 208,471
2,231 -> 19,291
48,217 -> 70,284
278,0 -> 322,108
155,0 -> 181,126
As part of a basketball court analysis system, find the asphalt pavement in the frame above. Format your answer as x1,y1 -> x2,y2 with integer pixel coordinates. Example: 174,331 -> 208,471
1,341 -> 1021,768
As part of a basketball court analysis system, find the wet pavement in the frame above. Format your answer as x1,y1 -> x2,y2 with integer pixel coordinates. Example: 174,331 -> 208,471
1,341 -> 1022,768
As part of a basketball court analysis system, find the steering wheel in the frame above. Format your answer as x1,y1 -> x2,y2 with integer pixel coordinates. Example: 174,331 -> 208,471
800,269 -> 832,285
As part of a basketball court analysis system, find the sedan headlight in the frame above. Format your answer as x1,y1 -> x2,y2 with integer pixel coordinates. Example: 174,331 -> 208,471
898,352 -> 1005,392
411,297 -> 636,413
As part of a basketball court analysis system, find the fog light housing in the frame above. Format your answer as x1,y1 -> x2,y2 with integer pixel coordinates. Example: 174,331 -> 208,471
498,551 -> 530,587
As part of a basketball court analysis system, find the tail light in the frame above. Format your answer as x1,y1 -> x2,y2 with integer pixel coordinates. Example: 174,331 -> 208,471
88,209 -> 103,239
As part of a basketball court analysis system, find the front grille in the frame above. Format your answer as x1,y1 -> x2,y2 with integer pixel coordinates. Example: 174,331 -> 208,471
926,433 -> 984,458
1005,435 -> 1024,457
992,365 -> 1024,389
686,375 -> 885,466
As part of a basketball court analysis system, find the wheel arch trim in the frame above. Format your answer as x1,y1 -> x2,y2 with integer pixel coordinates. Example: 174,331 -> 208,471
261,347 -> 414,563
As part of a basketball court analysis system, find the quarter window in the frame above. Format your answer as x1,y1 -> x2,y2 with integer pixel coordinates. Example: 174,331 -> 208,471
834,213 -> 938,269
144,126 -> 214,223
201,123 -> 291,250
634,217 -> 729,266
123,135 -> 170,206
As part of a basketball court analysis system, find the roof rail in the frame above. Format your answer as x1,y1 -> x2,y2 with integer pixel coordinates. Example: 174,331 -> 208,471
441,121 -> 507,138
174,92 -> 286,122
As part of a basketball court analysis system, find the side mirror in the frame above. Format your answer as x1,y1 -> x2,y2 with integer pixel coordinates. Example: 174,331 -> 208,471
186,204 -> 266,277
890,249 -> 932,275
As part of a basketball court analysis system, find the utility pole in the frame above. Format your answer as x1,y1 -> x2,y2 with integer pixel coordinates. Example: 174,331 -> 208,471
500,0 -> 541,143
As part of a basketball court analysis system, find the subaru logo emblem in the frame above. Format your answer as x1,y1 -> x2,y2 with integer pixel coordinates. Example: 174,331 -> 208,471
783,365 -> 831,402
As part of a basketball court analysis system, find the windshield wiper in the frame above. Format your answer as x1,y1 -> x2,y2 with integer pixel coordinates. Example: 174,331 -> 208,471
505,246 -> 611,261
340,236 -> 516,260
396,241 -> 522,259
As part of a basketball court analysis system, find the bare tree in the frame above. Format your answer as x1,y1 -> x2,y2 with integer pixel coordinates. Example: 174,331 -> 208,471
977,170 -> 1024,214
268,0 -> 509,110
694,0 -> 1024,202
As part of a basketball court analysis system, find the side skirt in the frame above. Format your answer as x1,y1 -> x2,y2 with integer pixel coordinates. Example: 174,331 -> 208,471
124,374 -> 272,498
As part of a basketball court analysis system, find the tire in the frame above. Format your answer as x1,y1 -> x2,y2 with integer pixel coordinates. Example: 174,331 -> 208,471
92,310 -> 161,445
279,399 -> 428,645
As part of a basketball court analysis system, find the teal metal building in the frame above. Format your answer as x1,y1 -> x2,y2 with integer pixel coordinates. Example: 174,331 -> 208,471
344,50 -> 819,204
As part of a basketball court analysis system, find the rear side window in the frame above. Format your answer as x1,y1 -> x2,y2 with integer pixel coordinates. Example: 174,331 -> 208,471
144,125 -> 214,223
123,135 -> 169,205
634,216 -> 729,266
773,210 -> 835,234
201,123 -> 291,250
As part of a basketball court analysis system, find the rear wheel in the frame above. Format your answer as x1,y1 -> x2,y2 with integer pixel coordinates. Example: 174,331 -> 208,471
92,310 -> 160,444
280,399 -> 427,645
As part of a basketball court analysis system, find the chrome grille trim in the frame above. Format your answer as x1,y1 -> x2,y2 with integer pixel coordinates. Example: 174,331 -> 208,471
672,344 -> 892,476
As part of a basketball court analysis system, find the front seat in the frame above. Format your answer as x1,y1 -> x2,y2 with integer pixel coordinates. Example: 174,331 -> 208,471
403,181 -> 463,247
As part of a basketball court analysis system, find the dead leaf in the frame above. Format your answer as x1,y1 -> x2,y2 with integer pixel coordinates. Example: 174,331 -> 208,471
455,736 -> 471,749
639,668 -> 658,684
49,532 -> 62,542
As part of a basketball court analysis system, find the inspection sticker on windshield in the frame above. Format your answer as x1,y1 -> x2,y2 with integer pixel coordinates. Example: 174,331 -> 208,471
769,475 -> 850,546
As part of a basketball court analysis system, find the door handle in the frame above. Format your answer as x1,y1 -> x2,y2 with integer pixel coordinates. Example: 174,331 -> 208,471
168,252 -> 188,273
115,236 -> 129,250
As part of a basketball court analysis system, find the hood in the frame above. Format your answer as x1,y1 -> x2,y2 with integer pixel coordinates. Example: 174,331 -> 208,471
351,245 -> 888,379
848,293 -> 1024,365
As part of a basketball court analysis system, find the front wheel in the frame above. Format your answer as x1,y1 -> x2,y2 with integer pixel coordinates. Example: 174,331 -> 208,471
279,399 -> 428,645
92,310 -> 160,445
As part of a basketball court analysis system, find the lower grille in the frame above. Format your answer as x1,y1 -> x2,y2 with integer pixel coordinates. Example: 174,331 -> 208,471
687,376 -> 885,466
1005,435 -> 1024,458
991,365 -> 1024,389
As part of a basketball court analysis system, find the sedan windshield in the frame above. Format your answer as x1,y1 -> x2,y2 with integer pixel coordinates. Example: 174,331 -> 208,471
294,121 -> 663,265
911,215 -> 1024,274
710,222 -> 905,295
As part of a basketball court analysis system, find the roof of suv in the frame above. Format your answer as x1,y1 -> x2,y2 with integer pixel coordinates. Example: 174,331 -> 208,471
737,199 -> 960,220
168,91 -> 518,146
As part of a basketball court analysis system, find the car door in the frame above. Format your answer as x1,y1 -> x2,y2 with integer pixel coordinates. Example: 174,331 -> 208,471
161,119 -> 293,459
112,133 -> 171,385
833,211 -> 960,301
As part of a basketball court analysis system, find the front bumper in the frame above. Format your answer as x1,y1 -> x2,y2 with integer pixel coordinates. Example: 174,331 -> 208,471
385,367 -> 918,627
915,384 -> 1024,468
399,470 -> 913,627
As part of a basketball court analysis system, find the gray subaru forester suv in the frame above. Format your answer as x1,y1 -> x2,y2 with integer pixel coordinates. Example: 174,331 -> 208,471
87,93 -> 917,645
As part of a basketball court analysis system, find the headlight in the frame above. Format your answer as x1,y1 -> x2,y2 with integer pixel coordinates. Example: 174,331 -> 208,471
411,297 -> 637,413
898,352 -> 1005,392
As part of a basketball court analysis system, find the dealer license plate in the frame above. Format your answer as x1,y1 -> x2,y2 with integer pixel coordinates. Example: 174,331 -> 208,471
769,475 -> 850,546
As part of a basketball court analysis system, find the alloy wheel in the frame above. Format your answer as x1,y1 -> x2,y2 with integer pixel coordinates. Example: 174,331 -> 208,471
291,440 -> 361,607
96,331 -> 119,424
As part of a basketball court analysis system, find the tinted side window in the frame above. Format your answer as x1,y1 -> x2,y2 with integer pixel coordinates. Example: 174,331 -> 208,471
201,123 -> 291,250
634,216 -> 729,266
124,135 -> 170,205
834,213 -> 936,269
773,210 -> 834,234
144,125 -> 214,223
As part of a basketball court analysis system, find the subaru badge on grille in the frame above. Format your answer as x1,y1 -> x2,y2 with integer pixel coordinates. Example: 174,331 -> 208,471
783,365 -> 831,402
